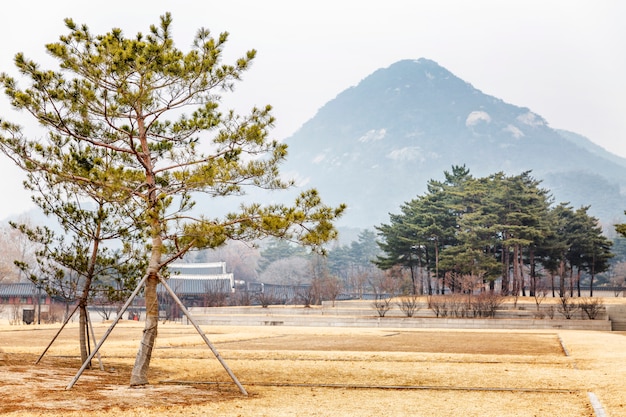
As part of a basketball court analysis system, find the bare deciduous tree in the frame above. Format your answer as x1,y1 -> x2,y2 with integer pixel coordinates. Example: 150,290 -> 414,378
194,241 -> 261,283
254,290 -> 281,308
259,256 -> 311,286
397,294 -> 421,317
427,295 -> 448,317
557,294 -> 579,319
610,263 -> 626,297
372,295 -> 393,317
0,219 -> 39,283
532,278 -> 549,311
471,291 -> 505,318
319,275 -> 343,306
578,297 -> 604,320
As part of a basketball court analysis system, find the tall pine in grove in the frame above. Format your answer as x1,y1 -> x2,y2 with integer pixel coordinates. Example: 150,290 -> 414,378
0,13 -> 344,386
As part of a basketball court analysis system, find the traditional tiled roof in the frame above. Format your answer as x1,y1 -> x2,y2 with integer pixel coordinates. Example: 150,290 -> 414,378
0,282 -> 38,297
168,262 -> 227,276
157,277 -> 232,295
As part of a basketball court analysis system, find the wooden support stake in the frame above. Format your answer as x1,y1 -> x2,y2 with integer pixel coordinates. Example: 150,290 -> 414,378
66,274 -> 148,390
86,309 -> 104,371
35,303 -> 80,365
158,275 -> 248,396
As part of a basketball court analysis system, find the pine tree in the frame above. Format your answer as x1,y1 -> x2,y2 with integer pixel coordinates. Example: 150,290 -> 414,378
0,14 -> 344,386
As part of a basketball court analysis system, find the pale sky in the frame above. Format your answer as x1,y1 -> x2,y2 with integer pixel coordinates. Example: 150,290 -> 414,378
0,0 -> 624,219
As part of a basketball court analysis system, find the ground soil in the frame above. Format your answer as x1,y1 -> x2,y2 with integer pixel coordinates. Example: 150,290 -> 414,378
1,320 -> 625,416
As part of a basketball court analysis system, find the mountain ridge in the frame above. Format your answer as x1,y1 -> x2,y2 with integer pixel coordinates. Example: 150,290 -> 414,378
282,58 -> 626,230
556,129 -> 626,171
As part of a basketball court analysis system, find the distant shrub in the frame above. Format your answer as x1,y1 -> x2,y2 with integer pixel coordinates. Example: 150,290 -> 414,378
471,292 -> 505,318
397,295 -> 421,317
557,295 -> 578,319
372,296 -> 392,317
428,295 -> 448,317
578,297 -> 604,320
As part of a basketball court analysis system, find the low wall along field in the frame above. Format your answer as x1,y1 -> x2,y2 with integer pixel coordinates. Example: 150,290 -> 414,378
189,296 -> 618,331
1,301 -> 626,417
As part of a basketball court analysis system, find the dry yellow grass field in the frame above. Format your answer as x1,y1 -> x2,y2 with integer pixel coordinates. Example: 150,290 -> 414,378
0,318 -> 624,416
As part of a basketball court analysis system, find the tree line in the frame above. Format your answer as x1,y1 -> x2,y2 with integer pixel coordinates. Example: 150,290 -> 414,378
375,165 -> 614,297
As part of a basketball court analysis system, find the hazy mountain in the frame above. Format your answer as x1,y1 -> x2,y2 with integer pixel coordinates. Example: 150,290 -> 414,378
281,58 -> 626,230
556,129 -> 626,170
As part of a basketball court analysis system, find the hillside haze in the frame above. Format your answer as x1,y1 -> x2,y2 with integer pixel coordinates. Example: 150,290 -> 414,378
281,58 -> 626,230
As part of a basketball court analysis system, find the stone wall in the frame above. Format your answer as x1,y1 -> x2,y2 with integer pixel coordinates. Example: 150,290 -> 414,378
188,299 -> 613,331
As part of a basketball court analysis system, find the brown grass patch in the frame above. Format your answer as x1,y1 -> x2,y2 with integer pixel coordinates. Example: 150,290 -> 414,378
0,321 -> 624,416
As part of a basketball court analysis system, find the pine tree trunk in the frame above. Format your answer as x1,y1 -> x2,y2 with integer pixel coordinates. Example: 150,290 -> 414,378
409,264 -> 417,295
434,242 -> 439,296
529,249 -> 536,297
513,245 -> 520,296
590,255 -> 596,297
559,260 -> 566,296
131,115 -> 164,386
78,305 -> 90,369
130,273 -> 159,386
569,265 -> 574,297
518,246 -> 526,297
501,245 -> 510,295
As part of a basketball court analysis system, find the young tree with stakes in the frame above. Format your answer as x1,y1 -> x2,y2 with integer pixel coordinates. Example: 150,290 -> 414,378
0,13 -> 344,387
12,168 -> 145,366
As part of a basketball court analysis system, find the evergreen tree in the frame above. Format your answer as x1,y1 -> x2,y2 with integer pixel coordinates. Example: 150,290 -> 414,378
258,238 -> 308,272
567,207 -> 613,296
440,174 -> 500,290
488,172 -> 551,295
326,229 -> 381,294
375,209 -> 423,294
0,14 -> 344,386
376,166 -> 470,294
11,176 -> 144,366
